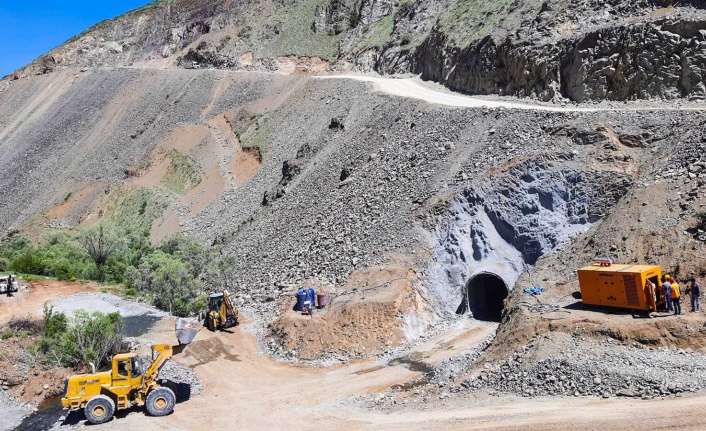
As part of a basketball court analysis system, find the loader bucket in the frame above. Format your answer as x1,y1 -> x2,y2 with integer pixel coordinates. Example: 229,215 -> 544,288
175,318 -> 199,345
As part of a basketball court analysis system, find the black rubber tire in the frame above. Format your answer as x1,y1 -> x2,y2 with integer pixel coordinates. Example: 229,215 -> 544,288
84,395 -> 115,425
145,387 -> 176,417
206,313 -> 218,331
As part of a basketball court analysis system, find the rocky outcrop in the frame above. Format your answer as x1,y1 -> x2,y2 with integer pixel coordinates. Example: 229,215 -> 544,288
313,0 -> 358,35
413,17 -> 706,102
415,30 -> 562,101
561,19 -> 706,101
6,0 -> 706,103
426,159 -> 633,314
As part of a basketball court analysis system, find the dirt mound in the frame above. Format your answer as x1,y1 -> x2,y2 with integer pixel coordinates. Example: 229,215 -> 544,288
267,259 -> 432,361
0,328 -> 71,407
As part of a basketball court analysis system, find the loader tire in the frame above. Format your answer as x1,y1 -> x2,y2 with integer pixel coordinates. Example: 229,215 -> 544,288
146,387 -> 176,417
84,395 -> 115,424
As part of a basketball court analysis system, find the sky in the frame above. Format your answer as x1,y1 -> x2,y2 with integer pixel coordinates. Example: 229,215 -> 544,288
0,1 -> 151,77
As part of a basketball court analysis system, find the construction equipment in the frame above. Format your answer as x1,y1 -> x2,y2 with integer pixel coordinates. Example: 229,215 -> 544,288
577,261 -> 662,313
61,319 -> 199,424
206,290 -> 239,331
0,274 -> 18,295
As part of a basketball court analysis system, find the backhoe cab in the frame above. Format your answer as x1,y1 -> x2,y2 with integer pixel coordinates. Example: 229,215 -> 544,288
206,290 -> 239,331
61,320 -> 198,425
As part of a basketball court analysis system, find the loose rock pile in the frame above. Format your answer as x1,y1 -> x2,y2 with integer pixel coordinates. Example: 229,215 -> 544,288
158,360 -> 203,396
463,335 -> 706,399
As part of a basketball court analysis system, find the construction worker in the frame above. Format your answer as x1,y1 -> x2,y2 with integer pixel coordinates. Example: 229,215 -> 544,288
662,275 -> 673,313
671,277 -> 682,316
690,278 -> 701,312
645,279 -> 657,311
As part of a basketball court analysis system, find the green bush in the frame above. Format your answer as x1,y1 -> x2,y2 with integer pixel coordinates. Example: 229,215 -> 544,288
0,223 -> 224,318
2,234 -> 96,279
128,250 -> 203,317
162,150 -> 201,194
40,305 -> 124,371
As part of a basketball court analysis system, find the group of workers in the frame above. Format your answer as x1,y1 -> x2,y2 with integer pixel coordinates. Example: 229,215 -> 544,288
651,275 -> 701,315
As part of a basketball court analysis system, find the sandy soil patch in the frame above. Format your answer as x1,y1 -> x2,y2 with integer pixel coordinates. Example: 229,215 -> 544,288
0,280 -> 96,325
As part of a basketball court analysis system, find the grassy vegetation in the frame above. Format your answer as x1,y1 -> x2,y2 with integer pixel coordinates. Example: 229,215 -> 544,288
254,0 -> 343,61
162,150 -> 202,194
105,187 -> 170,234
0,229 -> 222,317
1,184 -> 234,317
239,114 -> 273,158
438,0 -> 517,46
358,15 -> 395,51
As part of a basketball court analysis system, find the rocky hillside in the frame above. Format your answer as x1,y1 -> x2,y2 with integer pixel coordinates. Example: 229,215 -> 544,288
0,0 -> 705,366
7,1 -> 706,102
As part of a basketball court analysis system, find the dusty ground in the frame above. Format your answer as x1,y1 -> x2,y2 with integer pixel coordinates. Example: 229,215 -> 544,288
3,283 -> 706,431
89,314 -> 706,431
0,280 -> 97,325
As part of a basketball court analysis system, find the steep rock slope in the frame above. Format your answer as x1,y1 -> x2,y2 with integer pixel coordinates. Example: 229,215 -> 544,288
7,1 -> 706,102
2,67 -> 705,360
1,0 -> 705,364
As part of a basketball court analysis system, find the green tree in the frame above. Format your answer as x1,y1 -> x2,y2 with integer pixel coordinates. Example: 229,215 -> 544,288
79,224 -> 124,279
40,306 -> 124,371
152,253 -> 192,315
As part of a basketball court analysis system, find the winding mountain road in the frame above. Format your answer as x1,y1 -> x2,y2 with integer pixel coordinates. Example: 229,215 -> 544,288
317,74 -> 706,112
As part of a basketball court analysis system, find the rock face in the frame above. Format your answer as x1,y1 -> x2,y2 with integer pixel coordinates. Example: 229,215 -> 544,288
426,159 -> 632,314
8,1 -> 706,102
561,20 -> 706,101
416,16 -> 706,101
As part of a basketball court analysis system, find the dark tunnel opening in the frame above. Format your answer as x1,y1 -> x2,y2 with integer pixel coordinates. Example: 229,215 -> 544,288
457,272 -> 509,322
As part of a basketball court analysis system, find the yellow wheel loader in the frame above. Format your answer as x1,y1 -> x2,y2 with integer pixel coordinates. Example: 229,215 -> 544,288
61,319 -> 199,425
206,290 -> 239,331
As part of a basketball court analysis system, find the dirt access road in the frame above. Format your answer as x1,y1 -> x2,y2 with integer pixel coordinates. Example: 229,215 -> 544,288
0,280 -> 96,325
96,316 -> 706,431
316,75 -> 706,113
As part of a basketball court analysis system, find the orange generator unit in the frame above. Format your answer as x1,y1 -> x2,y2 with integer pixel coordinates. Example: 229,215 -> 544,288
577,262 -> 662,313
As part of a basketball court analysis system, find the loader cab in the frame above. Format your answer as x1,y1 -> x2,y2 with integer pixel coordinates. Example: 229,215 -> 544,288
112,353 -> 142,376
111,353 -> 144,410
208,293 -> 224,311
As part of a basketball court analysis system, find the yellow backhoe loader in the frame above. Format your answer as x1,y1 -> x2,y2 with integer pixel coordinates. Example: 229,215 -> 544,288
206,290 -> 239,331
61,319 -> 199,425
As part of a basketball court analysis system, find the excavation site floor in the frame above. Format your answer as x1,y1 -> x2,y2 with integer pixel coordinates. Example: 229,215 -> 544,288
96,316 -> 706,431
3,285 -> 706,430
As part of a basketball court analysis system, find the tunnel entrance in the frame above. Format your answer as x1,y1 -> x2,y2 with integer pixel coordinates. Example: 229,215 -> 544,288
458,272 -> 509,322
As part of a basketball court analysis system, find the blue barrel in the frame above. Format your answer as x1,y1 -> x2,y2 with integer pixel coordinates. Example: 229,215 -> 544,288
295,289 -> 308,311
306,288 -> 316,306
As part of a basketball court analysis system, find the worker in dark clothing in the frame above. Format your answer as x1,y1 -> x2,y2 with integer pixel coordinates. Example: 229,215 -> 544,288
690,278 -> 701,312
662,275 -> 673,313
5,274 -> 13,297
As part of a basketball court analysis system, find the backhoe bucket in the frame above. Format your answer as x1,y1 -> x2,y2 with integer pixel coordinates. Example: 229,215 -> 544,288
175,318 -> 199,345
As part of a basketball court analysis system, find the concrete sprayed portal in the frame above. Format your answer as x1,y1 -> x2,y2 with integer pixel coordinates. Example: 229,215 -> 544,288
459,272 -> 509,322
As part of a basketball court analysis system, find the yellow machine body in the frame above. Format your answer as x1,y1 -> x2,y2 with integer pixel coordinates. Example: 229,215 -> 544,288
577,264 -> 662,312
61,344 -> 173,412
207,290 -> 239,331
